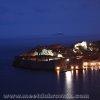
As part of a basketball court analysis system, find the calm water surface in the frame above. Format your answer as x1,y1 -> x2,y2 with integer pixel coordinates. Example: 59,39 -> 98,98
0,41 -> 100,100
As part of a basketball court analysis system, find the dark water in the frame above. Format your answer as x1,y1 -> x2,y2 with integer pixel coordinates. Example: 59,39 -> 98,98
0,40 -> 100,100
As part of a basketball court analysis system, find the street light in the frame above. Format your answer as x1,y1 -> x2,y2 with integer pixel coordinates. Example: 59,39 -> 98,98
66,58 -> 70,62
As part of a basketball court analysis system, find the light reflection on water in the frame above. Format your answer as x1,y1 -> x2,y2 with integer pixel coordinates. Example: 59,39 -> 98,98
56,68 -> 100,99
71,70 -> 74,76
75,70 -> 78,80
56,70 -> 60,80
65,71 -> 73,96
83,69 -> 86,80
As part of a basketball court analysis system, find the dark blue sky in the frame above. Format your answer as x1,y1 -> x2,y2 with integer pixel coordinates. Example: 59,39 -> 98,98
0,0 -> 100,41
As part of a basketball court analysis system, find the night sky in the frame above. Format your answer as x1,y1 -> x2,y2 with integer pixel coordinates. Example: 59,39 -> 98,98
0,0 -> 100,42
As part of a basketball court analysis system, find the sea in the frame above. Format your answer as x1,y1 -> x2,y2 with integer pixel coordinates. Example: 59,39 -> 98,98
0,38 -> 100,100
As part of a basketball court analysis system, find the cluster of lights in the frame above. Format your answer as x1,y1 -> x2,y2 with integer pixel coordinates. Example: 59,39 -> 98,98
83,62 -> 100,67
41,49 -> 54,56
83,61 -> 100,70
33,49 -> 54,56
71,66 -> 79,70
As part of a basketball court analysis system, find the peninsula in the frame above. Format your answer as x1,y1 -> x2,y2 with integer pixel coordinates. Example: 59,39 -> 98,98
13,40 -> 100,71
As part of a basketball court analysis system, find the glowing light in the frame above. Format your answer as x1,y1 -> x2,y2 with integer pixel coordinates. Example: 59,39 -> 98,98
47,50 -> 54,56
73,41 -> 87,52
89,43 -> 92,46
57,54 -> 63,58
75,66 -> 78,69
49,58 -> 53,61
66,59 -> 70,62
90,62 -> 96,66
83,62 -> 88,66
98,62 -> 100,65
40,49 -> 54,56
33,51 -> 38,56
81,41 -> 87,49
71,66 -> 74,70
56,66 -> 60,70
